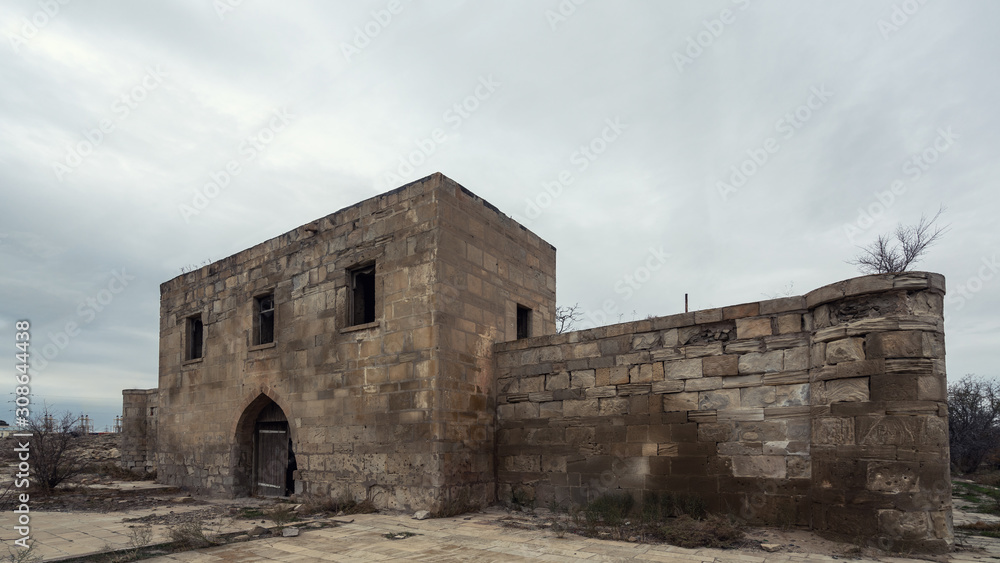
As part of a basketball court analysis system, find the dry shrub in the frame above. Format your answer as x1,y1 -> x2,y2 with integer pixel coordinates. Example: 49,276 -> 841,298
653,514 -> 745,549
169,520 -> 212,548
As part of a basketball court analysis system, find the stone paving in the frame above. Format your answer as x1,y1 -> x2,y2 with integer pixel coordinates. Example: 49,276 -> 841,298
3,504 -> 999,563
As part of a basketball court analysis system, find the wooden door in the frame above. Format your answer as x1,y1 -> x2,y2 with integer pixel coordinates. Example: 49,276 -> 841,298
255,422 -> 288,497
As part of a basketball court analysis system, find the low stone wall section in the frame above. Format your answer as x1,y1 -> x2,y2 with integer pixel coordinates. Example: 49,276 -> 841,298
494,272 -> 950,553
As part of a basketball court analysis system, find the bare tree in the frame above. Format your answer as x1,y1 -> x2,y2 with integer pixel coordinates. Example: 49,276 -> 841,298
555,303 -> 583,334
849,207 -> 948,274
24,408 -> 86,492
949,374 -> 1000,474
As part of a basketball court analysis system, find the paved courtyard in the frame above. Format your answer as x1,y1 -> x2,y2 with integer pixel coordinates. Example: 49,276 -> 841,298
5,503 -> 1000,563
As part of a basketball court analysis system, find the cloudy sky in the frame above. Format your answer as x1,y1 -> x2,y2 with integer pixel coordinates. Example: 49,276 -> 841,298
2,1 -> 997,430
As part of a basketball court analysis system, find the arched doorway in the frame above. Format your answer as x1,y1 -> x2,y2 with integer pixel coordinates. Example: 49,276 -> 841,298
233,395 -> 297,497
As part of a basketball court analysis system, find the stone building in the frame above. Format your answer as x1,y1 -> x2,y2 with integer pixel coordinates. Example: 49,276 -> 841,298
123,172 -> 951,551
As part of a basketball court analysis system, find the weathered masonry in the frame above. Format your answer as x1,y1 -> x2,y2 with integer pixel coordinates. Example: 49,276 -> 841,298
496,273 -> 951,552
124,173 -> 555,510
123,173 -> 951,552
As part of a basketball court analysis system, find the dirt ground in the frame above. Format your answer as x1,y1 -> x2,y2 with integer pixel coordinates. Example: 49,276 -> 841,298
0,434 -> 992,561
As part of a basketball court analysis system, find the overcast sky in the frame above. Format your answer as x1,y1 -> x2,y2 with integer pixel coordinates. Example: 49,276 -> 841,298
2,1 -> 997,430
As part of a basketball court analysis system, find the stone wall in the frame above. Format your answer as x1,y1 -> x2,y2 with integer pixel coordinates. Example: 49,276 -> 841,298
494,272 -> 950,552
150,173 -> 554,511
121,388 -> 158,474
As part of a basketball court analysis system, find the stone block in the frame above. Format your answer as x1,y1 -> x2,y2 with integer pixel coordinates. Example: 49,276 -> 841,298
629,363 -> 655,383
826,338 -> 865,364
823,378 -> 869,403
717,408 -> 764,422
652,380 -> 685,394
631,332 -> 660,350
787,456 -> 810,478
736,317 -> 773,339
685,377 -> 723,392
759,295 -> 806,315
563,399 -> 599,417
694,307 -> 723,323
719,441 -> 762,455
722,374 -> 762,388
660,328 -> 679,347
724,302 -> 760,319
763,371 -> 808,385
609,366 -> 629,385
741,386 -> 777,408
776,314 -> 802,334
813,417 -> 854,445
666,358 -> 703,379
731,455 -> 786,478
871,373 -> 918,402
774,383 -> 809,407
725,340 -> 765,354
867,461 -> 919,493
866,331 -> 925,359
697,422 -> 733,442
663,392 -> 699,412
738,351 -> 784,374
684,343 -> 724,358
917,375 -> 945,401
539,401 -> 562,418
878,509 -> 929,540
856,415 -> 921,446
545,372 -> 569,391
570,370 -> 596,388
783,347 -> 809,371
703,355 -> 739,376
599,397 -> 630,416
585,386 -> 616,399
699,389 -> 741,410
837,359 -> 884,379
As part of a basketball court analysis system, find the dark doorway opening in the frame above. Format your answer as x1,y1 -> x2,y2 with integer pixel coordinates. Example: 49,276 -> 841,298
233,396 -> 296,497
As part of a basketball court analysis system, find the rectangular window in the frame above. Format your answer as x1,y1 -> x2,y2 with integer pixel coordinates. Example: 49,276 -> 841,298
254,293 -> 275,345
350,264 -> 376,326
516,305 -> 532,340
186,315 -> 203,360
